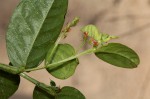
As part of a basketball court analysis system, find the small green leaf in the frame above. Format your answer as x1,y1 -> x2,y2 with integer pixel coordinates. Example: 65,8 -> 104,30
33,86 -> 54,99
81,25 -> 101,42
95,43 -> 140,68
0,70 -> 20,99
46,44 -> 79,79
50,80 -> 56,87
56,86 -> 85,99
6,0 -> 68,68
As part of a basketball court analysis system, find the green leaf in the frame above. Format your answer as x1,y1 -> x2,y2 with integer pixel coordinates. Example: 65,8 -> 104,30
0,70 -> 20,99
6,0 -> 68,68
81,25 -> 101,42
46,44 -> 79,79
33,86 -> 85,99
56,86 -> 85,99
95,43 -> 140,68
33,86 -> 54,99
50,80 -> 56,87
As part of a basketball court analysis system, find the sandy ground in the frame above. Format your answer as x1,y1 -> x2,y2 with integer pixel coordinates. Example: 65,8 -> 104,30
0,0 -> 150,99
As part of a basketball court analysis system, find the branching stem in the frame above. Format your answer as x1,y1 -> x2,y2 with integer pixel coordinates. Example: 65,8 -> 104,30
45,17 -> 79,65
0,63 -> 24,74
25,47 -> 96,72
19,73 -> 56,96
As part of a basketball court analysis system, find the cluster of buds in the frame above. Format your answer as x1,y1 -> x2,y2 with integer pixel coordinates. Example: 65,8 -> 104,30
83,32 -> 99,47
81,25 -> 118,48
62,17 -> 79,38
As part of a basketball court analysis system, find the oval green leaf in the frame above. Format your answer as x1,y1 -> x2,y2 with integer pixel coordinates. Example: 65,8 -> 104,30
95,43 -> 140,68
6,0 -> 68,68
33,86 -> 85,99
33,86 -> 54,99
0,70 -> 20,99
46,44 -> 79,79
56,86 -> 85,99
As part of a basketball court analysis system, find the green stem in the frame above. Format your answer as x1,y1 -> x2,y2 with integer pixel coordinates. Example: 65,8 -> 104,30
45,32 -> 64,65
45,17 -> 79,65
77,37 -> 87,52
25,48 -> 96,72
19,73 -> 56,96
0,63 -> 24,74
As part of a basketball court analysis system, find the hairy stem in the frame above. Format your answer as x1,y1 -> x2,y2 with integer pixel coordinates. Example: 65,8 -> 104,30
25,48 -> 96,72
45,31 -> 65,65
0,63 -> 24,74
19,73 -> 56,96
45,17 -> 79,65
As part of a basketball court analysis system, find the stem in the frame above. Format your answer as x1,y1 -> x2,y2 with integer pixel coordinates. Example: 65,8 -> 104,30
0,63 -> 24,74
19,73 -> 56,96
25,48 -> 96,72
77,37 -> 87,52
46,48 -> 96,70
45,32 -> 64,65
45,17 -> 80,65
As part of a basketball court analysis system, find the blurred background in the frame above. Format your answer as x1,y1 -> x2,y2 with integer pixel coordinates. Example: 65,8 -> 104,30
0,0 -> 150,99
